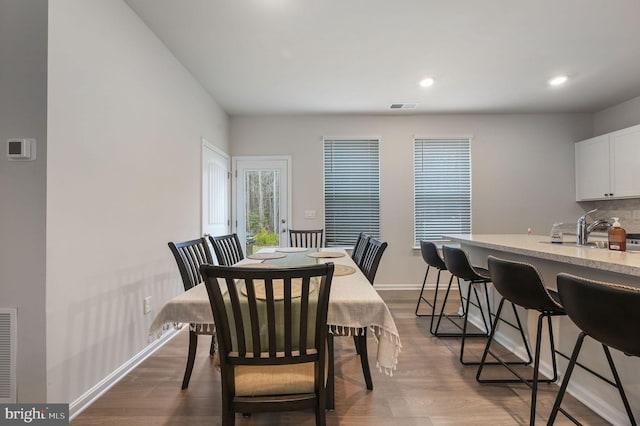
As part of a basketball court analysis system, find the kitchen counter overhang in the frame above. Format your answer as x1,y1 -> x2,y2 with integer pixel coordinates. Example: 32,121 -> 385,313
444,233 -> 640,278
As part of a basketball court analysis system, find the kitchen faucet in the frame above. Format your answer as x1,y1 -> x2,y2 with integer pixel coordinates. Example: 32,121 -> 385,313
576,209 -> 611,246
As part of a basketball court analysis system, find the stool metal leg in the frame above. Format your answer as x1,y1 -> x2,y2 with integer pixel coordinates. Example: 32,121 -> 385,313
530,313 -> 546,425
415,265 -> 433,316
471,296 -> 533,369
474,283 -> 491,333
548,332 -> 586,425
433,276 -> 487,338
460,281 -> 493,365
428,269 -> 443,334
548,334 -> 638,426
602,344 -> 636,426
477,306 -> 565,424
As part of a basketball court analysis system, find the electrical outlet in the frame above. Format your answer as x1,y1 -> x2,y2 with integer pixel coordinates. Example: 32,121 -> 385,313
143,296 -> 152,315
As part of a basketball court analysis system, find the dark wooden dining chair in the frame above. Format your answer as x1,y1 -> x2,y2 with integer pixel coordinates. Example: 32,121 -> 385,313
289,229 -> 324,248
208,233 -> 245,266
351,232 -> 370,267
200,263 -> 335,426
351,237 -> 388,390
167,237 -> 216,389
359,237 -> 388,285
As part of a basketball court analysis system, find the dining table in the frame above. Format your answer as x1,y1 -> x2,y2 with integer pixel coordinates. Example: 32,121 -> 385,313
149,247 -> 401,408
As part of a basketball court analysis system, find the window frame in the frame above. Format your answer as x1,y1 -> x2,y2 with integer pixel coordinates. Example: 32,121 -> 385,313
322,137 -> 381,248
413,136 -> 472,247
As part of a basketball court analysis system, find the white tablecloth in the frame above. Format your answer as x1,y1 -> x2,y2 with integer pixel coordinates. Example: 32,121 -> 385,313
150,248 -> 401,374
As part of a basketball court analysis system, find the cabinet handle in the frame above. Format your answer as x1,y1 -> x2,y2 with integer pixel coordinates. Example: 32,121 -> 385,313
605,193 -> 609,197
610,193 -> 614,196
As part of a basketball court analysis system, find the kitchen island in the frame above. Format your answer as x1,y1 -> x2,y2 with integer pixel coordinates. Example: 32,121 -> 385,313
444,234 -> 640,425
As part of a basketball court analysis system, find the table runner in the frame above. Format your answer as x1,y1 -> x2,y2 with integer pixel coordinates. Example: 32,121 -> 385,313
150,248 -> 401,375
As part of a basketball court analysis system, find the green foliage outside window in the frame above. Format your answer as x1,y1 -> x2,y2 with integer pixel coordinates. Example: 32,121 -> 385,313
254,227 -> 279,246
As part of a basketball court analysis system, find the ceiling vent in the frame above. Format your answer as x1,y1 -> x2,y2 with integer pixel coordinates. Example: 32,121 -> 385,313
389,103 -> 417,110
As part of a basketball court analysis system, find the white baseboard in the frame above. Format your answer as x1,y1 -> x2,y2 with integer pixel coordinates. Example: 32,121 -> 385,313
69,329 -> 179,420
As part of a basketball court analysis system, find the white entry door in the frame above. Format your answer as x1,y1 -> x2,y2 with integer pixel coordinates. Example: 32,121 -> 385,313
233,156 -> 291,255
202,140 -> 230,237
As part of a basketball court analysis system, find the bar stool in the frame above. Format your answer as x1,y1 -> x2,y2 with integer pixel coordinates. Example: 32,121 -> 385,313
414,241 -> 447,333
435,245 -> 494,364
548,273 -> 640,425
477,256 -> 565,426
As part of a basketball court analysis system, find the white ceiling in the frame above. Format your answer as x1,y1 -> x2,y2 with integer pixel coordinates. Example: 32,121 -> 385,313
125,0 -> 640,115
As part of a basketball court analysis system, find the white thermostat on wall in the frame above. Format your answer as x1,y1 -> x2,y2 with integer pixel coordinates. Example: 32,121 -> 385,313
7,138 -> 36,161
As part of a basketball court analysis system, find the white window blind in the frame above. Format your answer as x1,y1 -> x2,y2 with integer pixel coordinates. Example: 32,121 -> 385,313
324,139 -> 380,247
414,138 -> 471,243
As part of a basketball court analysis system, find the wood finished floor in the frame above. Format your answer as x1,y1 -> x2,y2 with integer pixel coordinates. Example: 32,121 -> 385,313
71,290 -> 609,425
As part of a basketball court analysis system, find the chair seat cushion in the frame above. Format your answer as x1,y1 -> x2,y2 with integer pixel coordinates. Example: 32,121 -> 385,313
234,362 -> 315,396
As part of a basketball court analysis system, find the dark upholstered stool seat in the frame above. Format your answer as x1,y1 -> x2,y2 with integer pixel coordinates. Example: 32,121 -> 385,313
477,256 -> 565,425
434,246 -> 495,365
415,241 -> 448,330
548,273 -> 640,425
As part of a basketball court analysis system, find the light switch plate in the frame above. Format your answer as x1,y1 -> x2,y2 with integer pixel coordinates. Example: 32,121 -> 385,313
143,296 -> 152,314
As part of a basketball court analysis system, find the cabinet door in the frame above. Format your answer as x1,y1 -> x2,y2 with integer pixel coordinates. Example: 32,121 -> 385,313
575,135 -> 610,201
610,124 -> 640,198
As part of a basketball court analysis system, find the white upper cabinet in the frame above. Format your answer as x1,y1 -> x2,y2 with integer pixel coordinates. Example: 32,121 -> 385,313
575,135 -> 610,201
575,124 -> 640,201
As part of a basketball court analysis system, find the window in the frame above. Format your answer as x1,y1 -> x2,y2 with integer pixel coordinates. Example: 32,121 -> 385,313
414,138 -> 471,244
323,138 -> 380,247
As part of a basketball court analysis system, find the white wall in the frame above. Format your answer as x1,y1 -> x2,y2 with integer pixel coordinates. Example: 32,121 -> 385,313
47,0 -> 228,403
230,114 -> 592,286
0,0 -> 48,402
593,95 -> 640,135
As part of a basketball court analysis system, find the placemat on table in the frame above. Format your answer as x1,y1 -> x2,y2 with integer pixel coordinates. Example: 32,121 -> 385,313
240,279 -> 316,300
333,265 -> 356,276
247,252 -> 287,260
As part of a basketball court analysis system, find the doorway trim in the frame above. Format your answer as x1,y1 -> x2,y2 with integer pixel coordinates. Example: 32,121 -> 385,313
231,155 -> 292,239
201,138 -> 231,236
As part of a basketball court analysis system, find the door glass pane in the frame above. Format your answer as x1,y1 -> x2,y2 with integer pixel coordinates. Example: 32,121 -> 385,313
244,169 -> 280,255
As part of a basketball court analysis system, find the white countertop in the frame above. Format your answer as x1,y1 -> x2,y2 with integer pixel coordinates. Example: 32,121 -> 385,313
444,234 -> 640,276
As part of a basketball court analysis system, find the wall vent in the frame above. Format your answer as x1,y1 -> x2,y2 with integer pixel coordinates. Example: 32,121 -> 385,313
0,309 -> 17,403
389,103 -> 418,110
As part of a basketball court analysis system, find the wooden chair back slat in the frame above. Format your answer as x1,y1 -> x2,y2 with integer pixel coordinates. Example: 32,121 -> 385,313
352,232 -> 371,267
289,229 -> 324,248
266,284 -> 277,357
168,238 -> 213,291
245,278 -> 263,358
226,276 -> 247,356
209,233 -> 245,266
284,278 -> 293,356
299,276 -> 310,355
359,238 -> 388,284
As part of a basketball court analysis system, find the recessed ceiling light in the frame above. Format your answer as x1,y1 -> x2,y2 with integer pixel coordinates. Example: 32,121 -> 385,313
548,75 -> 568,86
419,77 -> 435,88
